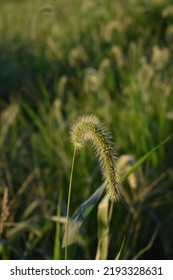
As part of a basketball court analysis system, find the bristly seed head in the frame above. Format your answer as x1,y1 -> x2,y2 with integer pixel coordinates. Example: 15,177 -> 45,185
70,115 -> 120,202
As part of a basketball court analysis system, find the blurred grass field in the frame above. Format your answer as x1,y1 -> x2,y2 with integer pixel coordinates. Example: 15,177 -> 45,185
0,0 -> 173,260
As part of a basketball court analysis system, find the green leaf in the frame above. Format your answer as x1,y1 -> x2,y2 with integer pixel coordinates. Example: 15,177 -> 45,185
115,236 -> 125,260
62,183 -> 105,248
122,135 -> 172,182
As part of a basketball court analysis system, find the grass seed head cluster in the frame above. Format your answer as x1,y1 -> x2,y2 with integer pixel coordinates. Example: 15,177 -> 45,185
71,115 -> 120,201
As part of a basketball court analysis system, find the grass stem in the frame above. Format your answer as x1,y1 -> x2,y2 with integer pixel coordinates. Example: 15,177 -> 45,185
65,147 -> 76,260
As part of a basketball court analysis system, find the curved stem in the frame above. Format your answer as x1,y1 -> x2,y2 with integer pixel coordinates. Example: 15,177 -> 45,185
65,147 -> 76,260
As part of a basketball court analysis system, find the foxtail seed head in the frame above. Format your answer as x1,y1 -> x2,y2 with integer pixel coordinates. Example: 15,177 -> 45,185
70,115 -> 120,201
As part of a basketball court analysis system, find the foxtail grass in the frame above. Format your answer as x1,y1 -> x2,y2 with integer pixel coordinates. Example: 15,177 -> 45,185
65,114 -> 119,259
71,115 -> 119,201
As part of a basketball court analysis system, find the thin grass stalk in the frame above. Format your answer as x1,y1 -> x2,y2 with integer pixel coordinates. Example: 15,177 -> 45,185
53,188 -> 62,260
65,147 -> 76,260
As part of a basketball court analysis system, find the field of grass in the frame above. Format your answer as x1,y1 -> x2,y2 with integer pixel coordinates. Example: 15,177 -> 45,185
0,0 -> 173,260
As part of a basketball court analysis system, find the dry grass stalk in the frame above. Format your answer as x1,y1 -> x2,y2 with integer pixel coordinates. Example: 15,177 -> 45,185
0,187 -> 9,235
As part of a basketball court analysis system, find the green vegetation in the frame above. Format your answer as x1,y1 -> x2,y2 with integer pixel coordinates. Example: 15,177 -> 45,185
0,0 -> 173,260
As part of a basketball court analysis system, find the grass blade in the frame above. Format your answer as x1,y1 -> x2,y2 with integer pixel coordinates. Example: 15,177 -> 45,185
122,135 -> 172,182
62,183 -> 105,248
53,189 -> 62,260
115,236 -> 126,260
133,228 -> 158,260
95,195 -> 109,260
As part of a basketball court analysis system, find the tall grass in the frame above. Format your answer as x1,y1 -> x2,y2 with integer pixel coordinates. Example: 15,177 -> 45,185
0,0 -> 173,259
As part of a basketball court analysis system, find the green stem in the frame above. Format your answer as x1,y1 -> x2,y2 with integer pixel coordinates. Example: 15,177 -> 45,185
53,188 -> 62,260
65,147 -> 76,260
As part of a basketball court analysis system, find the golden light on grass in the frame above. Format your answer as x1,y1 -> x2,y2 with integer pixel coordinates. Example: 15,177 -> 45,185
70,114 -> 120,201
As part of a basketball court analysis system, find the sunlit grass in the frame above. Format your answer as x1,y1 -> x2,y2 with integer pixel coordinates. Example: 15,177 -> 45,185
0,0 -> 173,259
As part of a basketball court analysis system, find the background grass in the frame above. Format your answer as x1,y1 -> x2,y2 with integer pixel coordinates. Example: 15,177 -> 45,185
0,0 -> 173,259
